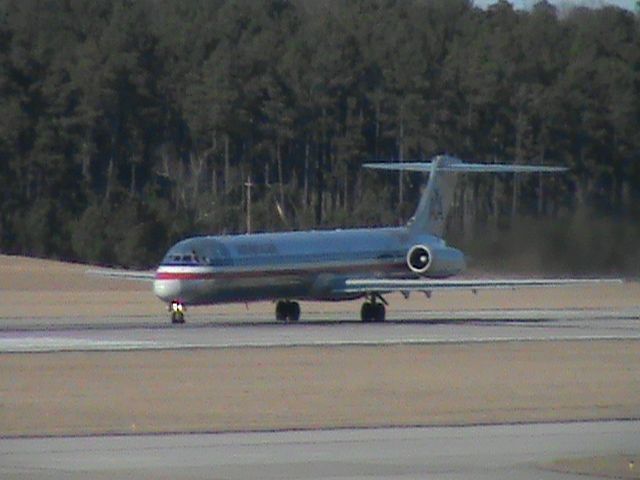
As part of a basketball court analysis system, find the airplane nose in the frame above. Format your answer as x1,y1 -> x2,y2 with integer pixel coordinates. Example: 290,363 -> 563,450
153,278 -> 182,302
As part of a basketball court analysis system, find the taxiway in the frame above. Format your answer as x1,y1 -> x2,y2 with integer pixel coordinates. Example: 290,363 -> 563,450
1,421 -> 638,479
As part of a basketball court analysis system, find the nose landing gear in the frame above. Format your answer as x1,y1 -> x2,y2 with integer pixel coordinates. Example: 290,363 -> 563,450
170,301 -> 186,324
275,300 -> 300,322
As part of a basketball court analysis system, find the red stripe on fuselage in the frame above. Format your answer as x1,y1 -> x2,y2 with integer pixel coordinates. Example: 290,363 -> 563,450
155,272 -> 217,280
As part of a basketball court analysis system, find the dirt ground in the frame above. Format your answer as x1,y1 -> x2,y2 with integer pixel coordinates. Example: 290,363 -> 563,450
0,254 -> 638,319
1,340 -> 639,437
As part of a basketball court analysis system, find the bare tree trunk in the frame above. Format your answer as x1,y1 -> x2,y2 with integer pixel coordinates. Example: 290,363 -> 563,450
81,139 -> 91,185
622,179 -> 630,213
463,182 -> 473,242
245,175 -> 253,234
537,145 -> 546,216
190,151 -> 206,204
130,162 -> 136,196
24,165 -> 32,200
343,168 -> 348,212
303,141 -> 309,212
177,162 -> 187,209
240,165 -> 245,212
105,155 -> 114,202
612,130 -> 621,211
398,115 -> 404,212
493,175 -> 499,225
315,140 -> 324,225
511,176 -> 519,224
224,134 -> 230,199
472,178 -> 479,231
315,108 -> 327,226
576,147 -> 587,209
277,141 -> 284,208
374,99 -> 381,159
492,155 -> 500,232
511,111 -> 525,223
466,105 -> 473,152
328,142 -> 337,215
455,182 -> 464,238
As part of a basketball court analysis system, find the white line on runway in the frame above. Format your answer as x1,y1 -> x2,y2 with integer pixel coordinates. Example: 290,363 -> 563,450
0,337 -> 159,352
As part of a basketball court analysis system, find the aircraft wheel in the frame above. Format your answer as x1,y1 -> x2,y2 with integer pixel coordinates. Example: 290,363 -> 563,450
361,302 -> 385,323
289,302 -> 300,322
373,303 -> 386,323
171,311 -> 185,324
275,301 -> 287,322
170,302 -> 186,324
276,301 -> 300,323
360,302 -> 373,322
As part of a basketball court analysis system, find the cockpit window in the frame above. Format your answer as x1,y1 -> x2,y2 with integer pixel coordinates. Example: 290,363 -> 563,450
167,253 -> 197,263
165,242 -> 230,265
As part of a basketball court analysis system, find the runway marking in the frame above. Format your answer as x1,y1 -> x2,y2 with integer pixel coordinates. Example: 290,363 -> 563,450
0,337 -> 159,353
1,334 -> 639,353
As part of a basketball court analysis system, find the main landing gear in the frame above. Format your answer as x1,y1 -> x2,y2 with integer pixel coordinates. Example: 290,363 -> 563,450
276,300 -> 300,322
170,301 -> 185,324
360,294 -> 386,323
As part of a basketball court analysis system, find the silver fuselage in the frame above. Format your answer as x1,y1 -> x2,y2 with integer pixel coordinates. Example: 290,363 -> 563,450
153,227 -> 465,306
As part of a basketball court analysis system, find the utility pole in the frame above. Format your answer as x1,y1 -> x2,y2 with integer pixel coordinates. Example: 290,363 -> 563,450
245,176 -> 254,234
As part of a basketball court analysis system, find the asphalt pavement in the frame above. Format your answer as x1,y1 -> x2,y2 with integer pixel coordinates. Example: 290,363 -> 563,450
0,308 -> 639,352
1,421 -> 638,479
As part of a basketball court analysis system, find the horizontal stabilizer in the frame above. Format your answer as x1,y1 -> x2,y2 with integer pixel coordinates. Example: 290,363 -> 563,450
364,155 -> 567,173
365,154 -> 567,237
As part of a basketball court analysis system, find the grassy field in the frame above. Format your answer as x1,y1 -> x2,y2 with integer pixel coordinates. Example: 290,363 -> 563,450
2,340 -> 639,437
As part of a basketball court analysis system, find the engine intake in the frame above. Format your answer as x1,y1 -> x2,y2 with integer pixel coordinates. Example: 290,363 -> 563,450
406,243 -> 466,277
407,245 -> 432,274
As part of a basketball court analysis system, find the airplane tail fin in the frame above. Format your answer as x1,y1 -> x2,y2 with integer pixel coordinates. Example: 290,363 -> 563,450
364,155 -> 567,237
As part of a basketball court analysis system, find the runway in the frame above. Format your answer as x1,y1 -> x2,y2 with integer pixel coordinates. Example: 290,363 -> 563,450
0,307 -> 639,352
3,308 -> 639,477
1,421 -> 638,479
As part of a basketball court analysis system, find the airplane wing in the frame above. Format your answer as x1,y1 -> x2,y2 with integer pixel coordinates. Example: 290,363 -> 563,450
86,269 -> 156,281
335,277 -> 622,295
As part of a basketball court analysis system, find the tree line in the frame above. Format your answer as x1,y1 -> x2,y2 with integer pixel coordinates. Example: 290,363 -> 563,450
0,0 -> 639,271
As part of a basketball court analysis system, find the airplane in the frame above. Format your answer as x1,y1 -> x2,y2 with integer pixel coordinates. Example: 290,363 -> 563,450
92,155 -> 618,324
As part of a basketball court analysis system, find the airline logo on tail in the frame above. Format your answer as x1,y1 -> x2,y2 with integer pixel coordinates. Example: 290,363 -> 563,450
429,187 -> 444,222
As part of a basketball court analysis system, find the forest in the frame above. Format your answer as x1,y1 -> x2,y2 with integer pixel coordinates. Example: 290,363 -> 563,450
0,0 -> 639,272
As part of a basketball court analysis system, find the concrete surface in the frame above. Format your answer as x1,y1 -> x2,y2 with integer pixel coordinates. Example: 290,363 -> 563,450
1,312 -> 640,352
1,421 -> 638,479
